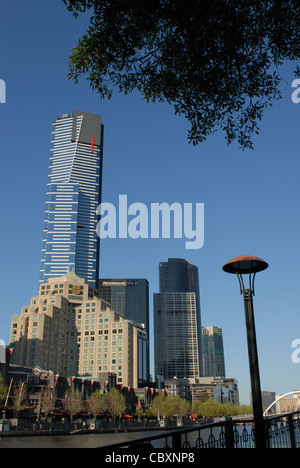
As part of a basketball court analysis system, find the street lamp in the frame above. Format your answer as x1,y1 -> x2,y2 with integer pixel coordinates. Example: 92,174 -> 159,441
222,255 -> 268,449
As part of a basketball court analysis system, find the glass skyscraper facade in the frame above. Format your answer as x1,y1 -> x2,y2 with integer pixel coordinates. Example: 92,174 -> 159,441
98,279 -> 150,381
154,258 -> 203,380
98,279 -> 149,334
202,326 -> 226,378
39,111 -> 103,288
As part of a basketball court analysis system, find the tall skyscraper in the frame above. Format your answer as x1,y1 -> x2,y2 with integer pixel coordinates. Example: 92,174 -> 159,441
202,326 -> 226,378
98,279 -> 150,380
154,258 -> 203,380
39,111 -> 104,288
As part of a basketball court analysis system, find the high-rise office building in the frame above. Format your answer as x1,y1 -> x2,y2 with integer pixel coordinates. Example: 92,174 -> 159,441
77,298 -> 148,387
98,279 -> 150,380
39,111 -> 104,288
154,258 -> 203,380
202,326 -> 226,378
10,271 -> 99,377
98,279 -> 149,333
10,272 -> 148,387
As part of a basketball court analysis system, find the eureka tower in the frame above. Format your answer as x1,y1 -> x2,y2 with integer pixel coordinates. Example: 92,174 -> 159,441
39,111 -> 103,288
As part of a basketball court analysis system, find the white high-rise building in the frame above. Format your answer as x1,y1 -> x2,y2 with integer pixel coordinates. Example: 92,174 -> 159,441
39,111 -> 104,288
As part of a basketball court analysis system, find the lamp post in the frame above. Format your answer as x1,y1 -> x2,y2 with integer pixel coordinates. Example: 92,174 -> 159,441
222,255 -> 268,449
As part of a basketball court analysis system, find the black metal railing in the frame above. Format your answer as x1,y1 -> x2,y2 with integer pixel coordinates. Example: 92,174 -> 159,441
99,410 -> 300,449
267,412 -> 300,448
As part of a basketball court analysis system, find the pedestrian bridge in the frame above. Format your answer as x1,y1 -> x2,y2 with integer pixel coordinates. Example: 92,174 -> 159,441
264,391 -> 300,416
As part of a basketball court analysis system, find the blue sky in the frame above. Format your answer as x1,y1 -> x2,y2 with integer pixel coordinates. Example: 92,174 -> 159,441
1,1 -> 300,404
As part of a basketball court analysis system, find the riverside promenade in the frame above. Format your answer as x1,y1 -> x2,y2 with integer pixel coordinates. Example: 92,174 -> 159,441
1,411 -> 300,448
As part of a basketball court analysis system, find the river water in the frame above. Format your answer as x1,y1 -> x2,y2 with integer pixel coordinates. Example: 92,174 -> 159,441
0,430 -> 169,448
0,426 -> 223,449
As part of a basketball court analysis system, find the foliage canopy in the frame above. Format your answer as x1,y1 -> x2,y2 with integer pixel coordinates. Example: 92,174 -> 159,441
63,0 -> 300,149
104,387 -> 126,421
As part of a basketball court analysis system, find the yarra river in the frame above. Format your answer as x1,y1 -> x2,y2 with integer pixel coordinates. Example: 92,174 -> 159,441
0,429 -> 172,448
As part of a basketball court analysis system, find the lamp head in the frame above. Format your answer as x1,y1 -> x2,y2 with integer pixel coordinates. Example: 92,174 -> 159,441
222,255 -> 268,274
222,255 -> 268,295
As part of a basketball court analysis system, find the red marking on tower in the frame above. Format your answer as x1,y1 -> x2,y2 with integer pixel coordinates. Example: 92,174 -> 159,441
91,136 -> 94,153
